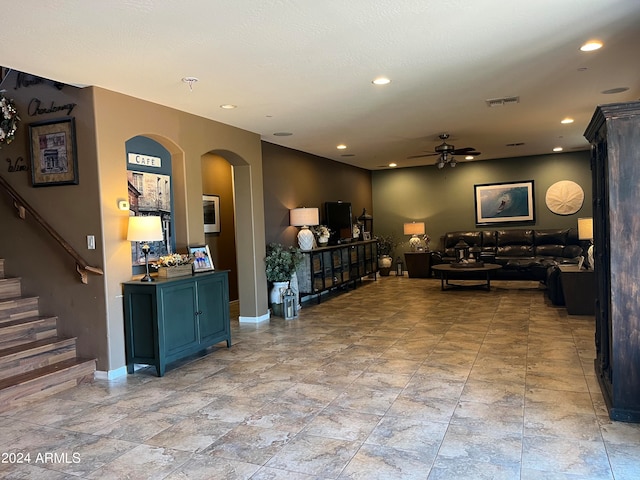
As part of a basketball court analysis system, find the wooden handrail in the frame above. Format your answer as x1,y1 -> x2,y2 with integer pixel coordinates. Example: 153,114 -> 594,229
0,174 -> 103,284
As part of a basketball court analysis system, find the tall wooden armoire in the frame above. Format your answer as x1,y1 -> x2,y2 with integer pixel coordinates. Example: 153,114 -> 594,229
584,101 -> 640,423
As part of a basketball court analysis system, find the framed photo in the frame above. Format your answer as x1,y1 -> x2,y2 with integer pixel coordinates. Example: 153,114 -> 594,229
203,194 -> 221,233
474,180 -> 535,225
29,118 -> 79,187
189,244 -> 214,273
362,232 -> 371,240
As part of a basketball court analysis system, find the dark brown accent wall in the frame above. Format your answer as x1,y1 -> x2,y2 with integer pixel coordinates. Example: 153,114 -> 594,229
261,142 -> 373,246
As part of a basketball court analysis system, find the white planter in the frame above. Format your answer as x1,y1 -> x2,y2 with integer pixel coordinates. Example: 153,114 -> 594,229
269,281 -> 289,305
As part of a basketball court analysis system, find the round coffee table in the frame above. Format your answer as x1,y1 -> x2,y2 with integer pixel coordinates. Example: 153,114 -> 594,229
431,263 -> 502,291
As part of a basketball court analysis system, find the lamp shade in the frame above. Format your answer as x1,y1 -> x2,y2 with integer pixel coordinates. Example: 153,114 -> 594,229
127,216 -> 163,242
290,207 -> 319,227
403,222 -> 425,236
578,217 -> 593,240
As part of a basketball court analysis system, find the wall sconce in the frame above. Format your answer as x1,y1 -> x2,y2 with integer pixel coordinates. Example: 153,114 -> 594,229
403,222 -> 425,251
290,207 -> 319,250
578,217 -> 594,269
127,216 -> 163,282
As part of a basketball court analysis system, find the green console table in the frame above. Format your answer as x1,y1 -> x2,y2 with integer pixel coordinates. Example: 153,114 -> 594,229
123,271 -> 231,376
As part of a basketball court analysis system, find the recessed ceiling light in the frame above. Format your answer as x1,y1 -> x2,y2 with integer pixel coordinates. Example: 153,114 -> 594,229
372,77 -> 391,85
388,162 -> 397,167
337,144 -> 347,150
465,156 -> 474,160
220,104 -> 237,109
580,40 -> 603,52
602,87 -> 629,94
561,118 -> 574,124
273,132 -> 293,136
553,147 -> 563,152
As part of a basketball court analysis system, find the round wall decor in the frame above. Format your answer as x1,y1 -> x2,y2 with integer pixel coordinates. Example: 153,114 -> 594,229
545,180 -> 584,215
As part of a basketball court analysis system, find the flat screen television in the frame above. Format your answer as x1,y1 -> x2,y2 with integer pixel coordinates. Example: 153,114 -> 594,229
324,201 -> 352,244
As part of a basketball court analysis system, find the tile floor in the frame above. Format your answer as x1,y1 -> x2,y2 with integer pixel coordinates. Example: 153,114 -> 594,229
1,276 -> 640,479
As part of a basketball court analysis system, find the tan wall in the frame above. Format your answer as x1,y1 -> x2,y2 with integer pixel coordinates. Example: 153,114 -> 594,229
202,154 -> 238,301
92,87 -> 268,371
0,70 -> 268,373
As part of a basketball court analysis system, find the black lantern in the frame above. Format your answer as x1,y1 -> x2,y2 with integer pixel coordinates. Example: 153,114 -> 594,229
396,256 -> 404,276
469,244 -> 482,263
454,239 -> 470,262
358,208 -> 373,239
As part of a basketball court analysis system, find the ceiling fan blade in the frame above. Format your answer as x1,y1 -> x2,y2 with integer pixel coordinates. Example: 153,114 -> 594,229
451,147 -> 476,154
406,152 -> 438,159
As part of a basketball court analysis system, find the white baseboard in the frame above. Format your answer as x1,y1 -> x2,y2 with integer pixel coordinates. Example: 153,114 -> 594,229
239,311 -> 270,323
94,366 -> 128,380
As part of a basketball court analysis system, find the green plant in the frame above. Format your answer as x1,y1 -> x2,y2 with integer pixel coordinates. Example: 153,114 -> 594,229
376,234 -> 397,256
265,243 -> 303,282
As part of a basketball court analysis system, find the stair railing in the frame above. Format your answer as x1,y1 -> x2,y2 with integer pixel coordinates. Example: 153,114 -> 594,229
0,174 -> 103,284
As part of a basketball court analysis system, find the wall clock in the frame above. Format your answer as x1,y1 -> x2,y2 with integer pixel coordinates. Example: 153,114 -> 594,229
545,180 -> 584,215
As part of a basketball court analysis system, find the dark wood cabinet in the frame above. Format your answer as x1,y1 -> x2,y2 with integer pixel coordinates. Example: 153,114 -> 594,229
123,271 -> 231,376
584,101 -> 640,422
404,252 -> 432,278
296,240 -> 378,301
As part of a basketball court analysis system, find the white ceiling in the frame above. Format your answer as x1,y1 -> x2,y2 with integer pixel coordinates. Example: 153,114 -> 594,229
2,0 -> 640,170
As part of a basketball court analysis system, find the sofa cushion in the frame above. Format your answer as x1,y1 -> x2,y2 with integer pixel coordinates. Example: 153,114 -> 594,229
534,229 -> 569,246
535,244 -> 565,257
481,230 -> 497,252
496,230 -> 534,257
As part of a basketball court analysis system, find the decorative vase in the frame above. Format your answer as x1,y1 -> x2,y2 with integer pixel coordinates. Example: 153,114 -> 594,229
378,255 -> 392,276
269,281 -> 289,305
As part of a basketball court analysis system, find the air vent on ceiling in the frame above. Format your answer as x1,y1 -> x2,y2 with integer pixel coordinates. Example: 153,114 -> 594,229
486,96 -> 520,107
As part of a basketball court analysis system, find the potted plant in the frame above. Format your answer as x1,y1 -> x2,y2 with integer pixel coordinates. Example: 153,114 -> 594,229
376,235 -> 397,276
265,243 -> 303,306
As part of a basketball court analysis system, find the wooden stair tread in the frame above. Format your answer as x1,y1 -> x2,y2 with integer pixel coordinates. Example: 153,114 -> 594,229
0,315 -> 57,328
0,357 -> 95,390
0,336 -> 75,358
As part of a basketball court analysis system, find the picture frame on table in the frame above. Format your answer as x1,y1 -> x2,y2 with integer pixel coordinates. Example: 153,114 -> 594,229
189,245 -> 215,273
203,194 -> 221,233
29,117 -> 79,187
362,232 -> 371,240
474,180 -> 535,226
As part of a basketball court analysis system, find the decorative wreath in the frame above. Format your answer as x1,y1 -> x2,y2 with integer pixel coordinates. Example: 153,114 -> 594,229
0,94 -> 20,145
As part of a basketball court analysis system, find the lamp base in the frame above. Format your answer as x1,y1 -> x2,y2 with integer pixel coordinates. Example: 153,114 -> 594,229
409,235 -> 422,252
140,249 -> 155,281
297,226 -> 316,250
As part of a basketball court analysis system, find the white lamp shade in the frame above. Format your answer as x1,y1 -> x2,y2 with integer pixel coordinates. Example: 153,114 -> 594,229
290,207 -> 319,227
578,217 -> 593,240
127,216 -> 163,242
403,222 -> 425,236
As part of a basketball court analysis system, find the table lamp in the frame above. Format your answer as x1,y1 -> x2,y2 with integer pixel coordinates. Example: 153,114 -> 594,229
404,222 -> 425,251
127,216 -> 164,281
578,217 -> 594,269
290,207 -> 319,250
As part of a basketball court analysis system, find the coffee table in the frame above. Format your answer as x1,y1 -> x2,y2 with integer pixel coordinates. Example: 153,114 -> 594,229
431,263 -> 502,291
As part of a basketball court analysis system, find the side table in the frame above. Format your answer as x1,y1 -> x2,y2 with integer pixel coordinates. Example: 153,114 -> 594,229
404,251 -> 432,278
559,265 -> 595,315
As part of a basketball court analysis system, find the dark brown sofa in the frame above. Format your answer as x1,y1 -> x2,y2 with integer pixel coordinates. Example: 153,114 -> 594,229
432,228 -> 584,281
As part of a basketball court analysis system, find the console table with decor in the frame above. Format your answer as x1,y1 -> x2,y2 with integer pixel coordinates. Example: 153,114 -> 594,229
123,270 -> 231,376
296,240 -> 378,302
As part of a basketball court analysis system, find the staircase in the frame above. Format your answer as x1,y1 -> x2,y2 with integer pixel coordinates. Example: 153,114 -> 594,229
0,258 -> 96,413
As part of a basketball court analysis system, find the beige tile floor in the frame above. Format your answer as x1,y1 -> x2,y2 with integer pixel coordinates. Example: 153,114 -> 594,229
2,275 -> 640,479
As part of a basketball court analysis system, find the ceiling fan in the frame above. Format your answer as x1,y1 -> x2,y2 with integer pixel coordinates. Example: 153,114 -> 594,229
407,133 -> 481,168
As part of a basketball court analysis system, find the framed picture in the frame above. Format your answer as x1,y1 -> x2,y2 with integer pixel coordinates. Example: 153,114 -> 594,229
189,244 -> 214,273
203,194 -> 221,233
474,180 -> 535,225
362,232 -> 371,240
29,118 -> 79,186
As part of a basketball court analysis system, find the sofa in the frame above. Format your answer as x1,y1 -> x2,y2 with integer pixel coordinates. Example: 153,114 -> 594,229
432,228 -> 585,281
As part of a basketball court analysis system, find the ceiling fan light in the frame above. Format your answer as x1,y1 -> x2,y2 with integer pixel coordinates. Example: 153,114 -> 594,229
449,158 -> 457,167
437,160 -> 445,169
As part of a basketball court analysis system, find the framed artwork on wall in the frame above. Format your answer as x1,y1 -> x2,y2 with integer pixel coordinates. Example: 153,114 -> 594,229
29,117 -> 79,186
203,194 -> 221,233
189,245 -> 214,273
474,180 -> 535,225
